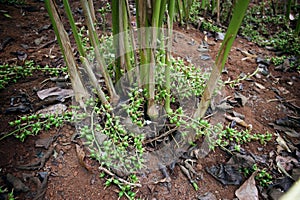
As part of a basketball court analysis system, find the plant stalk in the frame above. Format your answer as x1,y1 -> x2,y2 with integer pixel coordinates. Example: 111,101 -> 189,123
80,0 -> 120,105
45,0 -> 89,109
194,0 -> 250,119
165,0 -> 176,114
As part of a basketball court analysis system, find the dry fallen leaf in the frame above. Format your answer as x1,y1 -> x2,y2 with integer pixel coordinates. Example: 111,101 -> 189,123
225,114 -> 252,129
235,172 -> 258,200
276,155 -> 298,172
276,134 -> 291,153
75,144 -> 91,171
37,87 -> 73,100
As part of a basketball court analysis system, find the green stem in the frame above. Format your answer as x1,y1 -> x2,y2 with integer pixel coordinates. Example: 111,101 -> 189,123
176,0 -> 184,25
286,0 -> 292,20
111,0 -> 121,82
122,0 -> 133,82
45,0 -> 88,108
296,12 -> 300,35
63,0 -> 85,57
126,0 -> 141,87
81,57 -> 109,105
165,0 -> 176,114
88,0 -> 96,23
147,0 -> 162,119
194,0 -> 250,119
137,0 -> 149,87
80,0 -> 119,105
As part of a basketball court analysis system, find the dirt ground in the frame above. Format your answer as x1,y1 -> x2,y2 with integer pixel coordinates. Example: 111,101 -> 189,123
0,1 -> 299,200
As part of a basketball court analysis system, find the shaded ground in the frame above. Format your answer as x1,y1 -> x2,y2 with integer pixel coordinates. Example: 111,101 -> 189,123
0,1 -> 299,200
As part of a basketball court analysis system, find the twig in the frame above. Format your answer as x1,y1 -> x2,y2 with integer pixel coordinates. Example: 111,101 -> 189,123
33,173 -> 49,200
143,127 -> 177,144
267,98 -> 296,103
98,166 -> 142,187
36,39 -> 57,51
224,66 -> 259,86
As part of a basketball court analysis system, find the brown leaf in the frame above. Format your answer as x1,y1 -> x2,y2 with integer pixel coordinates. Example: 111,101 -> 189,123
37,87 -> 73,100
235,172 -> 258,200
75,144 -> 90,171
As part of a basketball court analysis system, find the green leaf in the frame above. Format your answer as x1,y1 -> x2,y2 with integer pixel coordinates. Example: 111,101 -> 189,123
4,13 -> 12,18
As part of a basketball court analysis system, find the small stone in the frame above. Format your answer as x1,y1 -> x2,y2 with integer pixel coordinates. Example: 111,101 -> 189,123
188,39 -> 196,45
256,57 -> 270,66
254,82 -> 266,90
20,44 -> 29,49
258,64 -> 269,76
232,111 -> 245,119
278,86 -> 290,95
73,171 -> 79,176
65,132 -> 70,138
197,46 -> 209,52
198,192 -> 217,200
255,73 -> 262,79
215,32 -> 225,41
34,36 -> 46,46
257,147 -> 264,151
200,54 -> 211,60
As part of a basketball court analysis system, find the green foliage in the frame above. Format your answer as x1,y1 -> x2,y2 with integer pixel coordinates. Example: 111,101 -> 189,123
255,168 -> 273,187
2,112 -> 74,142
188,0 -> 221,32
103,176 -> 137,200
8,190 -> 15,200
200,20 -> 221,32
78,99 -> 144,175
122,88 -> 146,127
155,55 -> 212,102
240,2 -> 300,55
0,186 -> 15,200
188,0 -> 201,25
241,164 -> 273,187
216,127 -> 272,151
271,55 -> 286,66
98,2 -> 111,32
193,121 -> 272,151
0,60 -> 67,89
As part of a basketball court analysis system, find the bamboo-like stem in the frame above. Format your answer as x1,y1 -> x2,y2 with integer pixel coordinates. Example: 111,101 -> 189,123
286,0 -> 292,20
216,0 -> 220,24
137,0 -> 149,87
125,0 -> 141,87
158,0 -> 167,28
111,0 -> 122,82
88,0 -> 96,23
63,0 -> 85,58
201,0 -> 208,17
118,0 -> 125,80
295,12 -> 300,35
122,0 -> 133,82
164,0 -> 175,114
211,0 -> 216,16
45,0 -> 88,109
194,0 -> 250,119
80,0 -> 120,105
147,0 -> 162,119
176,0 -> 184,25
81,57 -> 109,105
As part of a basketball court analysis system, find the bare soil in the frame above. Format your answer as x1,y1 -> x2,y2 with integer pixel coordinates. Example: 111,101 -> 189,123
0,1 -> 299,200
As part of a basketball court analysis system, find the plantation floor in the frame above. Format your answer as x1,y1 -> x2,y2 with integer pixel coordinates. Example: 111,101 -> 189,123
0,1 -> 300,200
